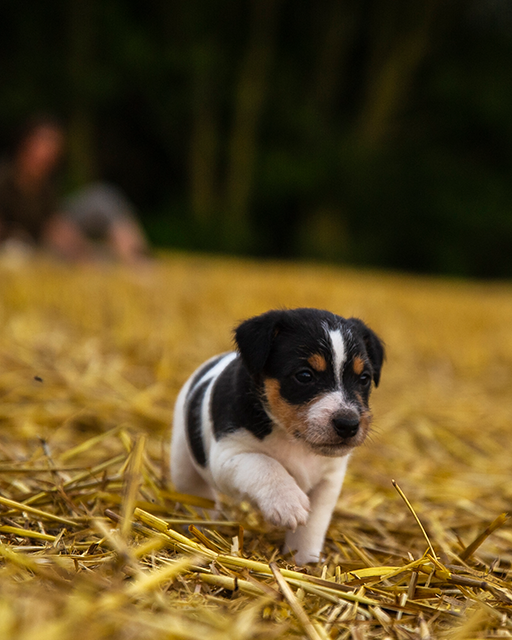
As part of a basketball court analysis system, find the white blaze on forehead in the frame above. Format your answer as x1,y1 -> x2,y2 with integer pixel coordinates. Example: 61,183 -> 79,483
328,329 -> 346,384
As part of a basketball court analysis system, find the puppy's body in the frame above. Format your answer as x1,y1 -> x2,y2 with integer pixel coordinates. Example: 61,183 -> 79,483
171,308 -> 384,565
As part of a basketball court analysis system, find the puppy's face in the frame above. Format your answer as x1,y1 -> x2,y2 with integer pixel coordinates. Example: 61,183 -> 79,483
235,309 -> 384,456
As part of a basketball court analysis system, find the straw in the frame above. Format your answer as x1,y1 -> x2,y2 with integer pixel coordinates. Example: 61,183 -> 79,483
0,253 -> 511,639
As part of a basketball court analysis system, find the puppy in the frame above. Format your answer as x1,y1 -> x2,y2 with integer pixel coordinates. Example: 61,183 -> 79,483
170,308 -> 384,565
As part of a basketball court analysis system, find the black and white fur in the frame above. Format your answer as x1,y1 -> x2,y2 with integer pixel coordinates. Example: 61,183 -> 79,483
170,308 -> 384,565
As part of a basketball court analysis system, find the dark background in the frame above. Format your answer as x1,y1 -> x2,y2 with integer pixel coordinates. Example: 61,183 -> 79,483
2,0 -> 512,278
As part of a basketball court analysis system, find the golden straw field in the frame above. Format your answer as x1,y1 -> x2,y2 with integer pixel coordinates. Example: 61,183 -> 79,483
0,252 -> 511,639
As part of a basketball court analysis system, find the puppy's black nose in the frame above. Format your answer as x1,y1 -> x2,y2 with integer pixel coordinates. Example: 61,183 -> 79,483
332,413 -> 360,438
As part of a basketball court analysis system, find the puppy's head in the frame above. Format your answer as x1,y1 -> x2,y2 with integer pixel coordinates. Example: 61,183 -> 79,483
235,308 -> 384,456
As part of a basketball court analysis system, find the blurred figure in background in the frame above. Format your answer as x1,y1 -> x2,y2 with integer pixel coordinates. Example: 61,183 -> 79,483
0,116 -> 64,257
0,116 -> 150,264
58,182 -> 150,264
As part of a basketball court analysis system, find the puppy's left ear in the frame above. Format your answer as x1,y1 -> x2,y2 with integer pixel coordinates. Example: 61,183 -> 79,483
234,310 -> 284,376
348,318 -> 385,387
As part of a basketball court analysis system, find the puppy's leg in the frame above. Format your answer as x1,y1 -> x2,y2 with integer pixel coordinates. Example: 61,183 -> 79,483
170,415 -> 215,501
171,450 -> 216,501
284,460 -> 349,565
211,450 -> 310,530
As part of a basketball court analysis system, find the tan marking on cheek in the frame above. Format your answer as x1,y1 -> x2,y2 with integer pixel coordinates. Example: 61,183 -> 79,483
355,390 -> 369,407
353,356 -> 365,376
354,410 -> 372,445
307,353 -> 327,372
263,378 -> 308,435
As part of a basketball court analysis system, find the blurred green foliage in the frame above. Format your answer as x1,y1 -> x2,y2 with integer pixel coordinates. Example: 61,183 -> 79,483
1,0 -> 512,277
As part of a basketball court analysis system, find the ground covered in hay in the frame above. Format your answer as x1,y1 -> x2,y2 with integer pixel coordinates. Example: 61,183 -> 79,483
0,252 -> 511,640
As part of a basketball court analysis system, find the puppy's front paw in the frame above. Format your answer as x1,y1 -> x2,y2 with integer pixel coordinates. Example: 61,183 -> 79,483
293,549 -> 320,566
257,482 -> 310,530
284,530 -> 321,565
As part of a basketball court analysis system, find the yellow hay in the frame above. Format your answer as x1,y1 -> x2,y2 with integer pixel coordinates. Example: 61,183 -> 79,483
0,253 -> 511,639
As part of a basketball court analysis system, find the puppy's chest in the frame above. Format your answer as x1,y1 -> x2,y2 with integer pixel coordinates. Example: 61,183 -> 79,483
256,431 -> 341,492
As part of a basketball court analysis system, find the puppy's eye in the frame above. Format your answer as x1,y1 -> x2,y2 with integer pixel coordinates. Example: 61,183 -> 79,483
359,372 -> 371,386
295,369 -> 313,384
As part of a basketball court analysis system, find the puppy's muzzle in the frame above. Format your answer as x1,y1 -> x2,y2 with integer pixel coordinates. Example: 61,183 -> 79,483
332,411 -> 360,438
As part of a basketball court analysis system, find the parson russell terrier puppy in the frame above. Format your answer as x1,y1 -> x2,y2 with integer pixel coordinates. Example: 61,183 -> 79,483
170,308 -> 384,565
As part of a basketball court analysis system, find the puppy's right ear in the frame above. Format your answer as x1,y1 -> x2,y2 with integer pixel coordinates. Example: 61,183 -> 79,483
234,310 -> 283,376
